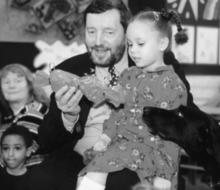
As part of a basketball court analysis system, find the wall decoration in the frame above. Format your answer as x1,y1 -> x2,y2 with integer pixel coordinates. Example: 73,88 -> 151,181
171,25 -> 195,64
57,13 -> 83,41
167,0 -> 220,22
0,0 -> 92,44
34,40 -> 87,72
196,26 -> 218,64
166,0 -> 198,22
31,0 -> 76,29
201,0 -> 220,20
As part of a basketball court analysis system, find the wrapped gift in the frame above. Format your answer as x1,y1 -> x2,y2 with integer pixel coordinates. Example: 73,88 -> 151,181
79,75 -> 105,106
34,69 -> 79,92
35,68 -> 125,107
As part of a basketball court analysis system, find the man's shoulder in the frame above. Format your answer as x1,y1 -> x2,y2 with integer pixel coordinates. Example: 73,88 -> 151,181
164,51 -> 180,67
56,52 -> 95,76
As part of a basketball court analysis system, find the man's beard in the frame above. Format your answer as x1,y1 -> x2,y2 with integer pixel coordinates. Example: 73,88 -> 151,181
86,41 -> 126,68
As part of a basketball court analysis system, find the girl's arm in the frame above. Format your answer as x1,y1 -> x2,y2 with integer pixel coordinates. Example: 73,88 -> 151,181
93,109 -> 121,151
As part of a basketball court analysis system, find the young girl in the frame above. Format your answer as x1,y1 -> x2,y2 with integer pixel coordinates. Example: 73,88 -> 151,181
79,9 -> 188,190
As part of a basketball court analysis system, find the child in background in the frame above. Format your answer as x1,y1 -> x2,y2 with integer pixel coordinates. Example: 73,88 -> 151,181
0,124 -> 33,190
77,9 -> 188,190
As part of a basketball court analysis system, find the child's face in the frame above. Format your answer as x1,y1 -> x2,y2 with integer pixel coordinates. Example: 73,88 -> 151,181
1,135 -> 31,171
126,20 -> 164,70
1,72 -> 29,105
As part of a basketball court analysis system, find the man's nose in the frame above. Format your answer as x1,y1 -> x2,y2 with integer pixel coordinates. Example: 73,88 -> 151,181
94,32 -> 104,46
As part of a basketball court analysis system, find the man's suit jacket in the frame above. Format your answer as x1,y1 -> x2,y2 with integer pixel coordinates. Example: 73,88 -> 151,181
38,51 -> 196,153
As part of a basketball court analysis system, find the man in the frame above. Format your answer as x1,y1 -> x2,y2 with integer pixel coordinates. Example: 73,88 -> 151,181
29,0 -> 196,190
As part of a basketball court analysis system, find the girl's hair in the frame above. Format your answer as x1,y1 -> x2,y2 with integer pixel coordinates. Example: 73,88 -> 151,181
0,64 -> 49,117
129,9 -> 188,52
0,124 -> 33,148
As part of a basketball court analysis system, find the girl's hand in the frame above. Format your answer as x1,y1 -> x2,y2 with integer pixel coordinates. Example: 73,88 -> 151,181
93,139 -> 108,151
153,177 -> 171,190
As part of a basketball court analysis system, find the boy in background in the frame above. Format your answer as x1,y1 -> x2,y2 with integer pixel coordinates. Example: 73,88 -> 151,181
0,124 -> 33,190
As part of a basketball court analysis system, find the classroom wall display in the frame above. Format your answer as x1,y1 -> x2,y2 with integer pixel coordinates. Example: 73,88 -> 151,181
166,0 -> 220,22
167,0 -> 220,68
0,0 -> 91,44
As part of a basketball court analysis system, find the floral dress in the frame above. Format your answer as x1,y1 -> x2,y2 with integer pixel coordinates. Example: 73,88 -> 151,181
79,65 -> 187,190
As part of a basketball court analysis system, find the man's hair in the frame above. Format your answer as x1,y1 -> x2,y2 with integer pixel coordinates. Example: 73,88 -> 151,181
84,0 -> 131,31
0,124 -> 33,148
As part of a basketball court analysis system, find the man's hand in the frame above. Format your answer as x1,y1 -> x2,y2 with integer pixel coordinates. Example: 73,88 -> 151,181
153,177 -> 171,190
55,85 -> 83,123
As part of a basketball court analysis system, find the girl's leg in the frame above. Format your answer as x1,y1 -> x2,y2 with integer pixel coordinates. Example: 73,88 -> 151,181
86,172 -> 108,186
76,176 -> 83,188
77,172 -> 108,190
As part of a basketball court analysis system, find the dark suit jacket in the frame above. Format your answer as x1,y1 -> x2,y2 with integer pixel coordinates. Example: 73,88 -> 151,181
38,51 -> 196,153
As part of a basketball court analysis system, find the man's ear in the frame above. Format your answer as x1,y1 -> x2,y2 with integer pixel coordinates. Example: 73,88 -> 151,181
26,146 -> 32,157
159,37 -> 169,51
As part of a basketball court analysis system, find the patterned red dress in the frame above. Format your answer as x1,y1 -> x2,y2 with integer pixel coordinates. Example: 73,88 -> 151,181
79,65 -> 187,190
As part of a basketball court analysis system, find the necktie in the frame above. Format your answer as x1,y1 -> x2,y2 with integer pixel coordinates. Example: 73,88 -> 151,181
108,66 -> 119,86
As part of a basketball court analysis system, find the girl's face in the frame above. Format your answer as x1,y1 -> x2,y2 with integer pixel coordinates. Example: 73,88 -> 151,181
1,72 -> 29,105
1,135 -> 31,174
126,20 -> 163,70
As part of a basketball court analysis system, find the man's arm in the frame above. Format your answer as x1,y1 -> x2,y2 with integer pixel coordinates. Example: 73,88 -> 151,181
37,92 -> 82,151
37,53 -> 94,152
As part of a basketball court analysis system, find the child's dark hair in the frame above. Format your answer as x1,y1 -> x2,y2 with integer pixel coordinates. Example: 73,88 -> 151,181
129,8 -> 188,51
0,124 -> 33,148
